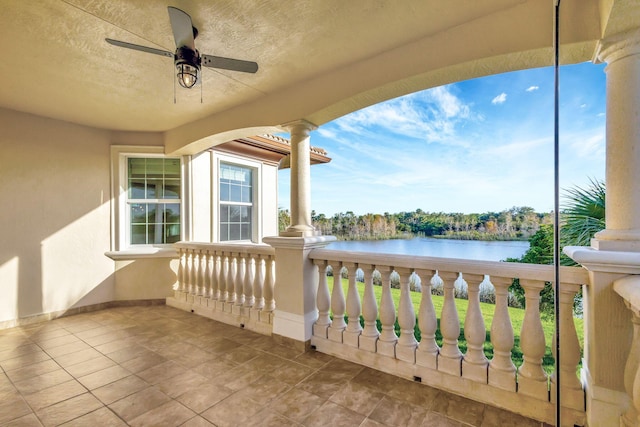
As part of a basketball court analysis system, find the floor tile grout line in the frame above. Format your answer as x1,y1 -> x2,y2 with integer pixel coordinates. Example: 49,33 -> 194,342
62,317 -> 169,426
2,306 -> 538,427
60,404 -> 126,427
3,338 -> 63,385
4,358 -> 90,427
12,325 -> 135,425
36,329 -> 127,394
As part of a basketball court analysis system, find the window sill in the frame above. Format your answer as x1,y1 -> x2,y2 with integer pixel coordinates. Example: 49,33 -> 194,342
105,247 -> 178,261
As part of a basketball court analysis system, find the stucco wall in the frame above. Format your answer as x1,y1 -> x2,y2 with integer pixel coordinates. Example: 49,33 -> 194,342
114,258 -> 178,301
0,108 -> 281,326
191,150 -> 279,243
0,108 -> 116,325
191,151 -> 213,241
261,163 -> 279,239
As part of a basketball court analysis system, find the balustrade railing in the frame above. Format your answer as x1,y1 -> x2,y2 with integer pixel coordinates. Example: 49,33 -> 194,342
309,249 -> 588,425
614,276 -> 640,427
167,242 -> 276,334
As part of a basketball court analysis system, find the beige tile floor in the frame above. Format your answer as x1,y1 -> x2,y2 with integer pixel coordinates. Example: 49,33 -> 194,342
0,305 -> 544,427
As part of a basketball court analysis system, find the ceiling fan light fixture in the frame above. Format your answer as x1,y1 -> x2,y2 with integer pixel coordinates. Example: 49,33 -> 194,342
176,63 -> 199,88
175,46 -> 200,89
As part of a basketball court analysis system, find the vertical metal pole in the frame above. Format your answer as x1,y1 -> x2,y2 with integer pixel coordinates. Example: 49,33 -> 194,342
553,1 -> 561,426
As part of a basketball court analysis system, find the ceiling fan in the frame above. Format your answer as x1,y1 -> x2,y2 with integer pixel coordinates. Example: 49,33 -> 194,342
106,6 -> 258,89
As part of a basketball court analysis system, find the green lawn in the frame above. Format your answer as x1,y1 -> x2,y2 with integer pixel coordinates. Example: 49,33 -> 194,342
327,277 -> 584,373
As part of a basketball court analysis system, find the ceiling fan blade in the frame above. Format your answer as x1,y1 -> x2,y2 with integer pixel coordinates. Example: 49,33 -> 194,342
202,54 -> 259,73
168,6 -> 195,50
106,38 -> 173,58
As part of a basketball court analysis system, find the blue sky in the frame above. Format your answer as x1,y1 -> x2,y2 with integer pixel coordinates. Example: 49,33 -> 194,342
278,61 -> 606,216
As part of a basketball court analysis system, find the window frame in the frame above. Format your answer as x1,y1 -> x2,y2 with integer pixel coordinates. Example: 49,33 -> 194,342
110,146 -> 189,252
213,153 -> 261,243
126,157 -> 182,246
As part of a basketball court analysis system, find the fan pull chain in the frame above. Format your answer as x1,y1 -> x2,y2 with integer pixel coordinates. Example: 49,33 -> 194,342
200,73 -> 203,103
173,69 -> 177,104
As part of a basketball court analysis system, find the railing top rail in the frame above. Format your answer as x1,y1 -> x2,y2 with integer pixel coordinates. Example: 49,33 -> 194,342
309,248 -> 589,286
614,275 -> 640,311
175,241 -> 275,256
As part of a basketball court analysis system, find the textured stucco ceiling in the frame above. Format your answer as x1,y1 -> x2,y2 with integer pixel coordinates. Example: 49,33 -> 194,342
0,0 -> 636,154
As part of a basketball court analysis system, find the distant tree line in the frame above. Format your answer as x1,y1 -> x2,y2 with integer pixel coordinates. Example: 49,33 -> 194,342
278,180 -> 604,317
278,206 -> 552,241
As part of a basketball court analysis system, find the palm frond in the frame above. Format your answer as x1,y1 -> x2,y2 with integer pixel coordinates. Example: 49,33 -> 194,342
561,178 -> 605,247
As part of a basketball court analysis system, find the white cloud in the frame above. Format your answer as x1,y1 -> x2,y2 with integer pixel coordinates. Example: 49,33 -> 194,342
482,137 -> 550,161
317,127 -> 336,139
330,85 -> 473,145
426,86 -> 470,118
580,103 -> 588,108
567,131 -> 605,158
526,86 -> 539,92
491,93 -> 507,104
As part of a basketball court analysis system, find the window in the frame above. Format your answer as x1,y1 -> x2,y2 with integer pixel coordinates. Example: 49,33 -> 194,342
219,162 -> 253,241
127,157 -> 181,245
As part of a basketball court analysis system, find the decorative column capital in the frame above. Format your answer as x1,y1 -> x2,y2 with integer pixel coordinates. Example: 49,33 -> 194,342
281,119 -> 318,135
596,27 -> 640,65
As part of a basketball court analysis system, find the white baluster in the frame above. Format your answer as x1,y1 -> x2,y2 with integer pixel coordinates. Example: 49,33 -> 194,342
263,256 -> 275,313
177,249 -> 186,297
254,255 -> 265,310
328,262 -> 347,343
343,263 -> 363,347
203,251 -> 212,299
186,249 -> 194,295
249,254 -> 263,322
359,264 -> 379,352
488,276 -> 516,391
377,266 -> 397,358
192,249 -> 199,296
517,279 -> 549,399
551,282 -> 585,412
211,252 -> 220,302
198,250 -> 206,297
226,253 -> 237,308
614,279 -> 640,427
193,250 -> 201,296
313,260 -> 331,338
220,253 -> 229,303
462,273 -> 489,383
234,254 -> 245,310
631,341 -> 640,427
396,267 -> 418,363
244,255 -> 255,308
621,302 -> 640,426
416,269 -> 439,369
438,271 -> 463,376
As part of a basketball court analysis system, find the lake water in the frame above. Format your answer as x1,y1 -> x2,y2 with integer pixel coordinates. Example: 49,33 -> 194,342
325,237 -> 529,262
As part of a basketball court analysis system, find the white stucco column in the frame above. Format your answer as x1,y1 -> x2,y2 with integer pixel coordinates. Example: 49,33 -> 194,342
593,28 -> 640,251
280,119 -> 318,237
565,28 -> 640,427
